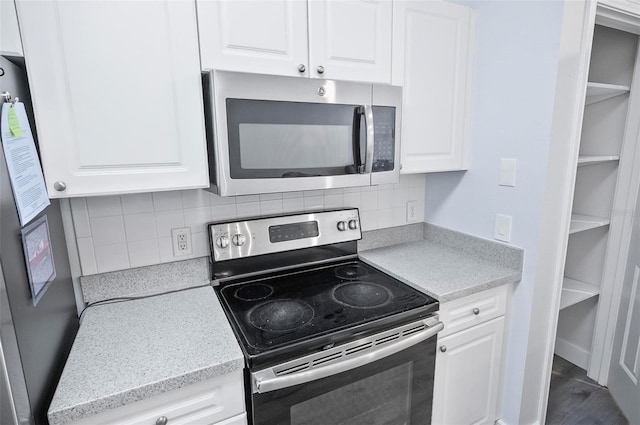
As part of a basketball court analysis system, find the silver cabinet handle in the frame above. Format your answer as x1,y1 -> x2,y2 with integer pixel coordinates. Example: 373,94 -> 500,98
53,181 -> 67,191
253,320 -> 444,393
156,416 -> 168,425
298,64 -> 306,73
317,65 -> 325,74
440,345 -> 447,353
473,308 -> 480,315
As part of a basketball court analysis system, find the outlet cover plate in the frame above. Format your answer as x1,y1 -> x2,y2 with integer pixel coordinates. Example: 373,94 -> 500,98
172,227 -> 192,256
407,200 -> 419,223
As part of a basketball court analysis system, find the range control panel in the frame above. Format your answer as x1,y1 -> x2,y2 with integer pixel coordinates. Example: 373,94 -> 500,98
209,208 -> 361,262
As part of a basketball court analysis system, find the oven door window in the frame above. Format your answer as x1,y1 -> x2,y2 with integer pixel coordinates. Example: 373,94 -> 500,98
226,99 -> 366,179
251,338 -> 436,425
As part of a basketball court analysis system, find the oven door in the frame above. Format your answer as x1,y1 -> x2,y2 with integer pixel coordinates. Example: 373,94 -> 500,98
250,319 -> 443,425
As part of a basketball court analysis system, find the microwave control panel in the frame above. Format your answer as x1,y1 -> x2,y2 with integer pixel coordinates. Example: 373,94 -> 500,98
372,106 -> 396,172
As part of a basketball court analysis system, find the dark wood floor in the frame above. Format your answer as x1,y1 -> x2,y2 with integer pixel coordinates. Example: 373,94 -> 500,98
546,356 -> 628,425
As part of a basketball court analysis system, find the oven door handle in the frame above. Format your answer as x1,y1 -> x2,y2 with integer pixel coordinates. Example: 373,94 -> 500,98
252,320 -> 444,394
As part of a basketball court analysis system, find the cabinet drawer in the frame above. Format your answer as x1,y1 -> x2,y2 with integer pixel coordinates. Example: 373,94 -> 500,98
438,286 -> 507,338
67,370 -> 245,425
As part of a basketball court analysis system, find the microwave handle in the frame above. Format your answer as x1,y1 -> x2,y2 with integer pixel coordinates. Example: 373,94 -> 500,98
363,105 -> 375,174
353,107 -> 364,173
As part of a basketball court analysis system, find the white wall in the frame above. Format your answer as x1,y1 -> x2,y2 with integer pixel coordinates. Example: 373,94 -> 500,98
424,1 -> 564,423
68,175 -> 426,275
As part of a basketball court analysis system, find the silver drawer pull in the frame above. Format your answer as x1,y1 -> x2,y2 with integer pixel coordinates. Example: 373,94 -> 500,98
473,308 -> 480,315
156,416 -> 168,425
440,345 -> 447,353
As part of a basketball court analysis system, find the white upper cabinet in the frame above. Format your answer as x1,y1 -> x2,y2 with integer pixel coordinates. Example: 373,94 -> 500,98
15,0 -> 208,198
197,0 -> 309,78
1,0 -> 23,56
197,0 -> 392,84
393,1 -> 474,173
307,0 -> 392,83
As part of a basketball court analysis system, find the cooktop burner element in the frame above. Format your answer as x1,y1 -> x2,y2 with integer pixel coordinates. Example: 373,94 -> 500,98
234,283 -> 274,301
334,264 -> 368,280
332,281 -> 392,308
248,299 -> 314,332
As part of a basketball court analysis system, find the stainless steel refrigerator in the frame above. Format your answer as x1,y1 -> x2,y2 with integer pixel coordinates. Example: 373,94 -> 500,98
0,56 -> 79,424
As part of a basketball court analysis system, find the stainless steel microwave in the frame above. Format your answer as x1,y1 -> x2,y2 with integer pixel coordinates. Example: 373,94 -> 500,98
202,70 -> 402,197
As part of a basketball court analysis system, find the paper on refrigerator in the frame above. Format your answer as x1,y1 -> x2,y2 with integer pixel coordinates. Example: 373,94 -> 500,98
0,102 -> 50,226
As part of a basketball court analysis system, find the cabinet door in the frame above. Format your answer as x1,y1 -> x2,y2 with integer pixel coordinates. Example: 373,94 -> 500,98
16,0 -> 208,198
432,316 -> 505,425
197,0 -> 309,78
308,0 -> 392,83
393,1 -> 474,173
1,0 -> 22,55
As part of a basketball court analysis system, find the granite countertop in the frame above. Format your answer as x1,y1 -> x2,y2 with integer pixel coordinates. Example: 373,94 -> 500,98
47,286 -> 244,425
359,223 -> 524,302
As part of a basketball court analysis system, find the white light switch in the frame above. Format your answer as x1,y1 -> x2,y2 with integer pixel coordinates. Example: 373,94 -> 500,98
499,158 -> 517,187
494,214 -> 512,242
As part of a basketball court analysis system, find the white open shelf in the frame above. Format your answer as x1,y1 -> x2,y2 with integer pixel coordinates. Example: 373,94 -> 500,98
569,214 -> 610,234
577,155 -> 620,166
585,82 -> 631,105
560,277 -> 600,310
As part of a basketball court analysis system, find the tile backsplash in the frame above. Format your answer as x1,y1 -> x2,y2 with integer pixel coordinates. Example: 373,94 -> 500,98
69,175 -> 426,275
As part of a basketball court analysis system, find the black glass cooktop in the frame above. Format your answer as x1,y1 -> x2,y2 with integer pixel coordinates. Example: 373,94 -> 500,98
217,259 -> 438,365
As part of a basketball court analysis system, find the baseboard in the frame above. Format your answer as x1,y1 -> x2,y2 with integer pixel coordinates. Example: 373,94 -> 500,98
554,337 -> 590,369
495,418 -> 542,425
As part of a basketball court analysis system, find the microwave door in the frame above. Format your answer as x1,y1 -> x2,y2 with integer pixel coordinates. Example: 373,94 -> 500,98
217,100 -> 371,196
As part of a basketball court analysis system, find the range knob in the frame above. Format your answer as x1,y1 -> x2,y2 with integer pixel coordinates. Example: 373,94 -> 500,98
232,234 -> 247,246
216,235 -> 229,249
348,219 -> 359,230
337,221 -> 347,231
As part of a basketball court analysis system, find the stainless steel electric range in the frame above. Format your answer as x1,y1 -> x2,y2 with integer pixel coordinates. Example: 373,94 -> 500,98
209,208 -> 443,425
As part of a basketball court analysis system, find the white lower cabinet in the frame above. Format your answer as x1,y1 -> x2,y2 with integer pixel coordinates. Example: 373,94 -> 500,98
432,286 -> 508,425
61,370 -> 245,425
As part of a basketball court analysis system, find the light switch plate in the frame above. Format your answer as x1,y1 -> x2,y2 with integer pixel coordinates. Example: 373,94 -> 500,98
406,200 -> 419,223
499,158 -> 517,187
494,214 -> 512,242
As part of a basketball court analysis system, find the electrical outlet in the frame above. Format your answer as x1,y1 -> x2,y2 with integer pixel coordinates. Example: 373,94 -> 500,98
171,227 -> 192,256
406,200 -> 419,223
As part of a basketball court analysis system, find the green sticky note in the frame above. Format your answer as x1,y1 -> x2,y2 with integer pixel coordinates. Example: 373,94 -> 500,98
8,105 -> 23,137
